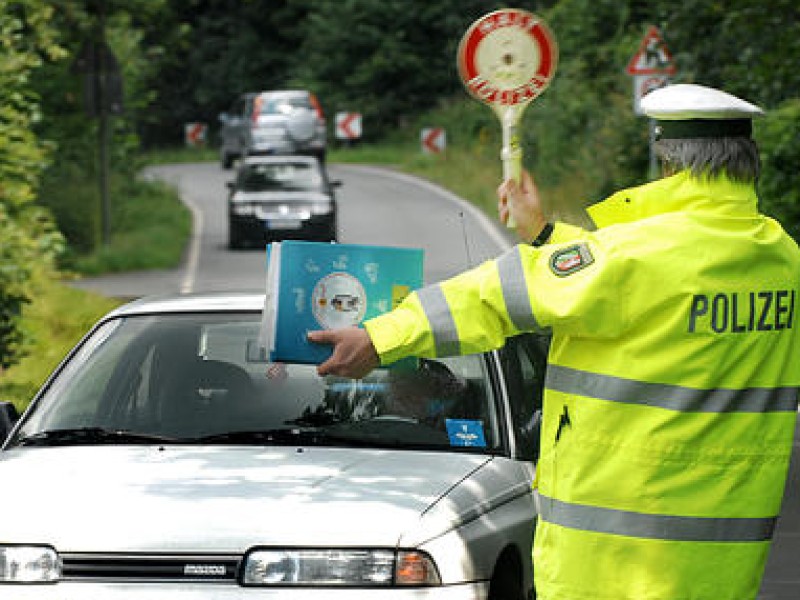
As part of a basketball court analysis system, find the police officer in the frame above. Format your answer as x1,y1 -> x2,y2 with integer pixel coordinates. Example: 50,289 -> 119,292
308,84 -> 800,599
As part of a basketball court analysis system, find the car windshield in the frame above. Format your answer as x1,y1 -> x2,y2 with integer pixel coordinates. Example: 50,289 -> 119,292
237,162 -> 323,192
12,313 -> 503,454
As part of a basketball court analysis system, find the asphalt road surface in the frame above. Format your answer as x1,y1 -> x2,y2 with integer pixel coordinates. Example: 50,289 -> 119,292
71,161 -> 799,598
72,162 -> 515,298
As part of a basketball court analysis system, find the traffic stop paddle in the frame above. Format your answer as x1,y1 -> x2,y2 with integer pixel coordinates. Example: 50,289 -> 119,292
457,9 -> 558,227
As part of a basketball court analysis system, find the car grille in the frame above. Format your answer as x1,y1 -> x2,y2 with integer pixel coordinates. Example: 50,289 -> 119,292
60,553 -> 241,582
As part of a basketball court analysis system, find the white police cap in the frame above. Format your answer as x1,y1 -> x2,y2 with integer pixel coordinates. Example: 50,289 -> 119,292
641,83 -> 763,140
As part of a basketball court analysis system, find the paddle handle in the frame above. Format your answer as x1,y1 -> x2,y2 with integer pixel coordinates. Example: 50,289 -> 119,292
500,107 -> 523,228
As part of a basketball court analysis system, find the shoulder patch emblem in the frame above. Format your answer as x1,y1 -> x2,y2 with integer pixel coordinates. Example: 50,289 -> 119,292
549,243 -> 594,276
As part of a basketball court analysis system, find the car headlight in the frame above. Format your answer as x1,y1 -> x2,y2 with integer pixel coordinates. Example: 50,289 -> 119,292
310,202 -> 333,215
231,203 -> 255,216
242,549 -> 440,587
0,546 -> 61,583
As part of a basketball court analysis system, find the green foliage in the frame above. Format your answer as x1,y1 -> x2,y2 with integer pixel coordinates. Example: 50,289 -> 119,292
0,1 -> 66,368
0,272 -> 120,410
756,100 -> 800,242
0,207 -> 32,369
62,176 -> 191,275
31,0 -> 177,257
37,154 -> 190,273
657,1 -> 800,107
129,0 -> 800,246
292,0 -> 506,139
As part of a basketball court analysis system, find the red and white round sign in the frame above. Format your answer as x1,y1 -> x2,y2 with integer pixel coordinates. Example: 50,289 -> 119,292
458,9 -> 557,107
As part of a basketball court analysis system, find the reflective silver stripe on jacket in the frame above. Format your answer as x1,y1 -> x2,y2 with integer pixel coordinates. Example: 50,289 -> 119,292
547,364 -> 799,413
538,493 -> 777,542
497,247 -> 542,331
416,285 -> 460,356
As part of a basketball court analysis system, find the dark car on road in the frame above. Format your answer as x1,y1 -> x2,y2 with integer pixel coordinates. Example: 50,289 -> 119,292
219,90 -> 327,169
227,155 -> 339,249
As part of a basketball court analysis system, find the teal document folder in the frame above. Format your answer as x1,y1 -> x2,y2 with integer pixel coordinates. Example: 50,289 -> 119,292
259,241 -> 424,364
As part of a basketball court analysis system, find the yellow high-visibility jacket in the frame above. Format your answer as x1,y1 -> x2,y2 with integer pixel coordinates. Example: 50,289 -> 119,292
364,171 -> 800,599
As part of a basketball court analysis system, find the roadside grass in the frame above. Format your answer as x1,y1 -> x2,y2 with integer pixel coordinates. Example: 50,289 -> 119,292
64,177 -> 192,275
0,157 -> 194,408
0,270 -> 121,410
329,141 -> 416,166
138,145 -> 217,166
330,138 -> 507,219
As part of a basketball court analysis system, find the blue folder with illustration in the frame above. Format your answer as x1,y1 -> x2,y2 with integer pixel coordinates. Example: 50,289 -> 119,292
259,240 -> 424,364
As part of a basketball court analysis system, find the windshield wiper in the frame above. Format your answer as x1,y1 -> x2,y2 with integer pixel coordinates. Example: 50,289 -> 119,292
285,413 -> 343,427
195,427 -> 327,445
194,427 -> 381,448
194,426 -> 454,452
15,427 -> 183,447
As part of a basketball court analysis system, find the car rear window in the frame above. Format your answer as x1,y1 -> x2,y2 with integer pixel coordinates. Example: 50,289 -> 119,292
237,162 -> 322,192
258,93 -> 312,116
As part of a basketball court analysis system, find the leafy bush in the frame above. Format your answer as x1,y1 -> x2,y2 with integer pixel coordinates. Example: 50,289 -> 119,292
0,1 -> 65,369
54,176 -> 191,275
0,272 -> 120,411
0,210 -> 32,369
756,100 -> 800,242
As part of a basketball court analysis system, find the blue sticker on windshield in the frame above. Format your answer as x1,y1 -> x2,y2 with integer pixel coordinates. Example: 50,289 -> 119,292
445,419 -> 487,448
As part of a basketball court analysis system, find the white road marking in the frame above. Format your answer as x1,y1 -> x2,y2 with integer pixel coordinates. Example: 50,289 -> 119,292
180,195 -> 203,294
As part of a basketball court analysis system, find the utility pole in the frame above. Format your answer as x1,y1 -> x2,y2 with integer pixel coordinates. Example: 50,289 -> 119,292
73,1 -> 124,247
97,2 -> 110,246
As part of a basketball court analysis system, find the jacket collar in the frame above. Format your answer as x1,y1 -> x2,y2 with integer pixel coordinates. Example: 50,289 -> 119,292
587,170 -> 759,229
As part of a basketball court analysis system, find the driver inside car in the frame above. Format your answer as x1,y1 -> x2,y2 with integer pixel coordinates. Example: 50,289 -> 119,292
383,360 -> 469,427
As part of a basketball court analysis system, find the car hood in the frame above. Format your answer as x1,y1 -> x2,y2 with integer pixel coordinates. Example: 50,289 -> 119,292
231,190 -> 330,204
0,446 -> 505,553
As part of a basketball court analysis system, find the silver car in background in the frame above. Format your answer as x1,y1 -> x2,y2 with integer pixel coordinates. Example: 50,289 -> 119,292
0,292 -> 546,599
219,90 -> 327,169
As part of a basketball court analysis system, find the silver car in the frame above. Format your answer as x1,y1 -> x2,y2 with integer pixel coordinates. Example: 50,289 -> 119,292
219,90 -> 327,169
0,292 -> 545,599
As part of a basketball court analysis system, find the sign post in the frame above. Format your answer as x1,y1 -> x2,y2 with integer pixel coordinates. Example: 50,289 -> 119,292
626,26 -> 677,178
457,9 -> 557,227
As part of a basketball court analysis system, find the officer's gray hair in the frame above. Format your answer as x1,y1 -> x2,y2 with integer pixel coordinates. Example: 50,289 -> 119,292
654,137 -> 760,183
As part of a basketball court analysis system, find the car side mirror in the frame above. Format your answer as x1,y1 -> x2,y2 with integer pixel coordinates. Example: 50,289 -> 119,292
226,181 -> 236,191
330,179 -> 342,188
0,401 -> 20,443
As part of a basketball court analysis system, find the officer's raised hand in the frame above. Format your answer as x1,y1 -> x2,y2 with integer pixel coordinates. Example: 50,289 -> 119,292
307,327 -> 380,379
497,169 -> 548,243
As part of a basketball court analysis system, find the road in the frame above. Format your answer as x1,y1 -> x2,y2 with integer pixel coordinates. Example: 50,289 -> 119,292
71,162 -> 799,598
72,162 -> 514,298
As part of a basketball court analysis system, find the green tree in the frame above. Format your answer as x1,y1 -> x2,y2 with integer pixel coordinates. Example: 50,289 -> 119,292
0,0 -> 66,368
34,0 -> 167,253
138,0 -> 314,146
294,0 -> 513,139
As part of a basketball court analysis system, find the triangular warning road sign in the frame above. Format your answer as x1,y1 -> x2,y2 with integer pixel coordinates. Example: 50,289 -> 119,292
626,26 -> 676,76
